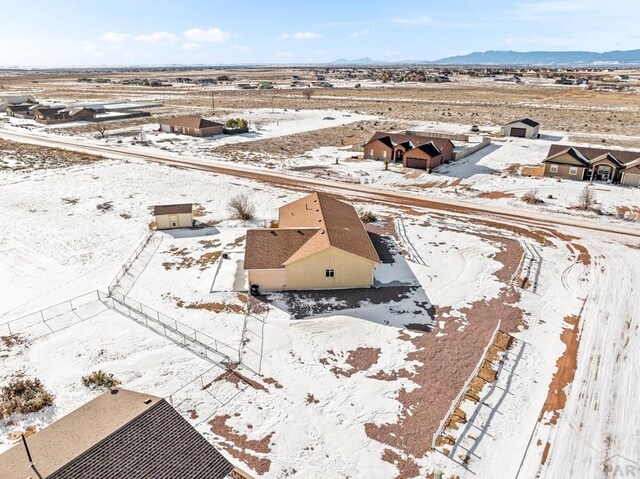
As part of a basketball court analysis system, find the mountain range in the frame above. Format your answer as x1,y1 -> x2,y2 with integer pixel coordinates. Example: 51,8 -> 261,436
332,49 -> 640,66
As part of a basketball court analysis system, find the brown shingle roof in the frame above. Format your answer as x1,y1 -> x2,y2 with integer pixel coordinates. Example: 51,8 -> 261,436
546,144 -> 640,165
365,131 -> 454,153
154,203 -> 193,215
245,192 -> 380,270
161,116 -> 223,130
0,389 -> 233,479
244,228 -> 320,269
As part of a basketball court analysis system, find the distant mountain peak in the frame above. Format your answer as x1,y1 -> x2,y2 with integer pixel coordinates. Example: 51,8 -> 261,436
427,49 -> 640,66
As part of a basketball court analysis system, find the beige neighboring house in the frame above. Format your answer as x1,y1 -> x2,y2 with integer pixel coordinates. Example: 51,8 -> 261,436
159,116 -> 224,137
0,388 -> 234,479
244,192 -> 380,291
154,203 -> 193,229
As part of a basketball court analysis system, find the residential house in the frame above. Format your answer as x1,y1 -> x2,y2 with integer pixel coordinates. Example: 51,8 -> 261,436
244,192 -> 380,291
362,132 -> 454,170
4,104 -> 34,119
159,116 -> 224,137
0,96 -> 36,111
0,388 -> 235,479
501,118 -> 540,138
543,144 -> 640,186
34,107 -> 96,124
154,203 -> 194,229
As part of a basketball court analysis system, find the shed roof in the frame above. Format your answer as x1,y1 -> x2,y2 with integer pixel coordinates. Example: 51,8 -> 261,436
504,118 -> 540,127
0,389 -> 234,479
160,116 -> 223,130
154,203 -> 193,215
245,192 -> 380,270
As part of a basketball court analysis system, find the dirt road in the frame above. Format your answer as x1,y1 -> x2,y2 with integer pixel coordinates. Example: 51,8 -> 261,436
2,128 -> 639,240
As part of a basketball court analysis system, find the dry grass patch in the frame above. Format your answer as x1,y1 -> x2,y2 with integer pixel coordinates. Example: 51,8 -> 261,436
0,378 -> 54,418
81,370 -> 121,389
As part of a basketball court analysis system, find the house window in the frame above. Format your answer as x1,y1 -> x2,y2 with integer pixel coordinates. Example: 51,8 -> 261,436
550,164 -> 558,173
325,269 -> 335,278
382,150 -> 387,159
569,166 -> 578,176
368,148 -> 374,157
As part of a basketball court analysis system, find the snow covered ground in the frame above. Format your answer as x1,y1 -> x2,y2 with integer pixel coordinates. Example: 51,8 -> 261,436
1,133 -> 639,477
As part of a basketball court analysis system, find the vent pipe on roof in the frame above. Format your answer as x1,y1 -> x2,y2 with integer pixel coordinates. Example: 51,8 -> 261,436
21,434 -> 43,479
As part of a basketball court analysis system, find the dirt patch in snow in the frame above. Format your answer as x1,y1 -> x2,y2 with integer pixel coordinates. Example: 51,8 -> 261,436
477,191 -> 515,199
381,448 -> 421,479
329,347 -> 382,378
212,370 -> 268,392
184,301 -> 244,314
571,243 -> 591,265
209,414 -> 274,475
541,313 -> 581,425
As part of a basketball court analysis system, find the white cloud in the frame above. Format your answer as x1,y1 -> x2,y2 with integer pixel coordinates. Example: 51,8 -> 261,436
522,0 -> 588,13
230,45 -> 251,53
183,27 -> 231,43
350,28 -> 370,38
101,32 -> 130,43
393,16 -> 433,25
275,51 -> 295,58
82,42 -> 98,53
134,32 -> 177,43
180,42 -> 201,50
278,32 -> 321,40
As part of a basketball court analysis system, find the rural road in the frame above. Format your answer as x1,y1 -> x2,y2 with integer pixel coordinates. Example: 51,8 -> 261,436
2,128 -> 640,240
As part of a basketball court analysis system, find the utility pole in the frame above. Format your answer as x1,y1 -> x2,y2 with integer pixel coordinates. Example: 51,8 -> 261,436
210,91 -> 215,113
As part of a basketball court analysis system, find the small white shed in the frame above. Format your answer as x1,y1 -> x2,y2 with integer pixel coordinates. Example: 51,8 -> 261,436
501,118 -> 540,139
153,204 -> 193,229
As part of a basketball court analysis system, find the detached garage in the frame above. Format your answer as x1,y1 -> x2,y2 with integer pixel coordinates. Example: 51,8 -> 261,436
159,116 -> 224,137
501,118 -> 540,139
154,203 -> 194,229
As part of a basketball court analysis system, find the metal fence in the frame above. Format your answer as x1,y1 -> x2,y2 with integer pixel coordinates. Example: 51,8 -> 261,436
107,230 -> 156,296
453,137 -> 492,161
405,130 -> 471,142
0,290 -> 107,340
431,320 -> 502,449
105,291 -> 240,363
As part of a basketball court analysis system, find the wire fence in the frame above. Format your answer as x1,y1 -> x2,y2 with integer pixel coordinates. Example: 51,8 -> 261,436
431,320 -> 502,450
105,291 -> 240,363
0,290 -> 108,340
107,230 -> 157,296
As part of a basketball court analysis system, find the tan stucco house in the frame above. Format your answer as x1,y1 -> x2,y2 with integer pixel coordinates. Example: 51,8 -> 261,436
244,192 -> 380,291
543,144 -> 640,184
153,203 -> 193,229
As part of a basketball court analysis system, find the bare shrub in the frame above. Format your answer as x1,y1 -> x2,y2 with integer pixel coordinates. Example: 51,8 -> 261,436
93,121 -> 107,139
301,89 -> 314,100
0,378 -> 54,418
227,193 -> 256,220
521,190 -> 544,204
360,211 -> 378,223
96,201 -> 113,212
504,163 -> 522,176
61,197 -> 79,205
576,185 -> 596,210
81,370 -> 121,389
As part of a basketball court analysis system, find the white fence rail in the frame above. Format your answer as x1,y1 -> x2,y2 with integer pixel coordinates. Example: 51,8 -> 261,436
431,320 -> 502,449
453,137 -> 492,161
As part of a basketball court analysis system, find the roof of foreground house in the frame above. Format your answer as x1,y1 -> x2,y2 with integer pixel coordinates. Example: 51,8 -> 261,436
0,388 -> 234,479
244,192 -> 380,269
161,115 -> 223,130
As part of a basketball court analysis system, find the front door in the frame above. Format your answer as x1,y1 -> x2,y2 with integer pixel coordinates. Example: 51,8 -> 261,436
596,165 -> 612,181
395,150 -> 404,163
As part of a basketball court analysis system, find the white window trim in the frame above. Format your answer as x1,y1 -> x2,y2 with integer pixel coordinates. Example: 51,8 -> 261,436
550,164 -> 558,173
382,150 -> 387,159
325,269 -> 335,278
569,166 -> 578,176
368,148 -> 374,157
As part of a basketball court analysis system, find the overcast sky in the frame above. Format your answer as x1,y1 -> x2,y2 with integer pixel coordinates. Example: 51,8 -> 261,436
1,0 -> 639,67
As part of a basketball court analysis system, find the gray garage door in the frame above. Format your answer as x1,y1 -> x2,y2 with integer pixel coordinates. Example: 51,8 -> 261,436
510,127 -> 527,138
